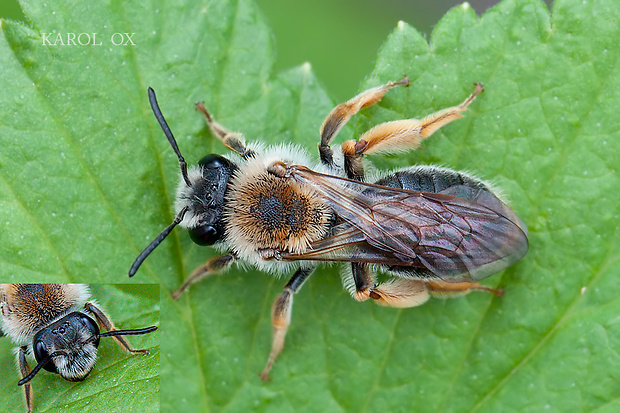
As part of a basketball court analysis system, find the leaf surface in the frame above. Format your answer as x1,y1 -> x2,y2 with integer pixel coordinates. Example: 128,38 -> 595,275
1,0 -> 618,411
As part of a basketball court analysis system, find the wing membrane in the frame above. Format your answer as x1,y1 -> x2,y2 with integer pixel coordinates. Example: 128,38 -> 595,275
281,166 -> 528,282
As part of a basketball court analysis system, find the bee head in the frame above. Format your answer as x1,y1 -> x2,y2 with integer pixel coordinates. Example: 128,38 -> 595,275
177,153 -> 237,246
129,88 -> 237,277
30,312 -> 100,382
19,312 -> 157,386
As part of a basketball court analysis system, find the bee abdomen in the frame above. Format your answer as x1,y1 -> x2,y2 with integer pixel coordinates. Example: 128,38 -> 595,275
375,165 -> 489,194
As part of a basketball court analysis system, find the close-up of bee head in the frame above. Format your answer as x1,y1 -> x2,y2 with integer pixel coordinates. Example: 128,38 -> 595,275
0,284 -> 158,412
27,309 -> 100,382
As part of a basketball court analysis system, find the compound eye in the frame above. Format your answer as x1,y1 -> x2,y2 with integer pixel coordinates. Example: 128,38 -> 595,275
197,154 -> 231,169
189,225 -> 219,245
34,339 -> 58,374
80,314 -> 101,348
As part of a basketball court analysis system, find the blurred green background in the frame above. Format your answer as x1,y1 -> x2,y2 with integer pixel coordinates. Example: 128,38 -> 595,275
0,0 -> 551,100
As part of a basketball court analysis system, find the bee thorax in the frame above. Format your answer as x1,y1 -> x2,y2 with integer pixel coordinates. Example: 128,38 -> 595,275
226,171 -> 329,257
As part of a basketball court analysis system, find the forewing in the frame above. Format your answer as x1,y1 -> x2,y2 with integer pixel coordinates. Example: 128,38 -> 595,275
283,166 -> 528,282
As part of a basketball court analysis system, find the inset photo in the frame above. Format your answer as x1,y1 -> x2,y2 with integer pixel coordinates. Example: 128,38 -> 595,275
0,284 -> 159,413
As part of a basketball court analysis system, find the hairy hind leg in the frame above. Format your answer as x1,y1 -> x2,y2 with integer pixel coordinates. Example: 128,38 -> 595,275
343,263 -> 430,308
426,280 -> 503,298
318,75 -> 409,167
342,83 -> 484,180
367,278 -> 502,308
344,265 -> 501,308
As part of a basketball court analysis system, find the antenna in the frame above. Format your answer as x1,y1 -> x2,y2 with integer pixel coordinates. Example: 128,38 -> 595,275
129,207 -> 189,277
99,326 -> 158,338
148,87 -> 191,187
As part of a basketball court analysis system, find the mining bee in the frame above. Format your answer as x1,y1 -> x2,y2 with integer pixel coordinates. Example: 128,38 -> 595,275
0,284 -> 158,412
130,77 -> 528,379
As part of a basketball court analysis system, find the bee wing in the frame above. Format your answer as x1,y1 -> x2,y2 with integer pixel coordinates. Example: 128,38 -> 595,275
282,166 -> 529,282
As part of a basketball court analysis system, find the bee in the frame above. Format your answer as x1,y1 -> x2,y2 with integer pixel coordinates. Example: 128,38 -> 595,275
130,77 -> 528,380
0,284 -> 158,412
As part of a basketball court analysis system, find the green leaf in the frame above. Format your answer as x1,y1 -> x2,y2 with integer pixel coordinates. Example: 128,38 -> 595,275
0,285 -> 159,412
1,0 -> 618,412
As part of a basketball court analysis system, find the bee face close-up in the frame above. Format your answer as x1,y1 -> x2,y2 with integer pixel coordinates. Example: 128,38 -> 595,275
0,284 -> 158,413
30,310 -> 101,381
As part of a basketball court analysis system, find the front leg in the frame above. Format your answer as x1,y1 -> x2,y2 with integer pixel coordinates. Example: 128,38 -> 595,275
196,103 -> 256,158
84,303 -> 152,354
260,264 -> 315,380
171,254 -> 236,299
18,346 -> 33,413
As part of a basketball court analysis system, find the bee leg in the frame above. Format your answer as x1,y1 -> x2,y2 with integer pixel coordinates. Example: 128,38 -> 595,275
425,280 -> 503,298
171,254 -> 236,300
18,350 -> 34,412
196,102 -> 256,159
319,75 -> 409,167
260,264 -> 315,381
368,278 -> 431,308
348,264 -> 427,307
84,302 -> 151,354
345,263 -> 376,301
18,346 -> 34,413
341,83 -> 484,180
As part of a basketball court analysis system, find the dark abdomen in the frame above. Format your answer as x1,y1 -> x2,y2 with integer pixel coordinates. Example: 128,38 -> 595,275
373,165 -> 489,196
373,165 -> 492,279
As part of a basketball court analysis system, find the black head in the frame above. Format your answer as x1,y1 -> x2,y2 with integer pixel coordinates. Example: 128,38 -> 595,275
30,312 -> 100,382
129,88 -> 236,277
184,153 -> 237,246
19,312 -> 157,386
